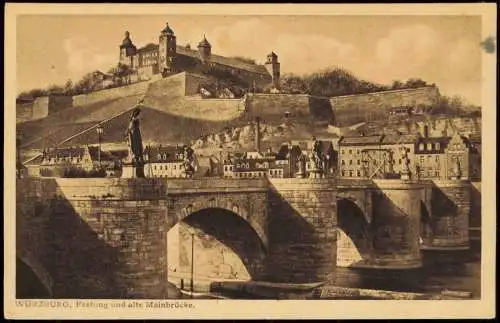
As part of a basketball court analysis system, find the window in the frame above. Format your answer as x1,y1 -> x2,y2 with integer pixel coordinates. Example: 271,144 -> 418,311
357,170 -> 361,177
349,149 -> 352,154
427,143 -> 433,151
435,171 -> 440,177
436,143 -> 441,150
349,170 -> 353,177
341,160 -> 345,165
420,156 -> 425,164
357,160 -> 360,165
349,160 -> 353,165
357,149 -> 360,155
435,155 -> 440,163
419,143 -> 424,151
341,171 -> 345,176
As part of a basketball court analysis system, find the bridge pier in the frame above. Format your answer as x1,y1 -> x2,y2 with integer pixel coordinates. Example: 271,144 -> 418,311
421,180 -> 471,250
266,178 -> 337,284
366,180 -> 424,269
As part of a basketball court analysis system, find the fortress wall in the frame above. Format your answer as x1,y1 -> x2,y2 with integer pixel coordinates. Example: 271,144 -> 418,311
330,87 -> 440,126
16,102 -> 34,123
184,72 -> 216,96
31,97 -> 50,120
246,94 -> 311,120
16,178 -> 169,298
266,178 -> 337,283
73,81 -> 150,107
182,97 -> 245,121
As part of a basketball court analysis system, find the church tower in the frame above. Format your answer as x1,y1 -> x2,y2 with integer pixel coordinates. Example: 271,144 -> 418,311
265,52 -> 280,89
159,23 -> 177,75
119,31 -> 137,67
197,35 -> 212,62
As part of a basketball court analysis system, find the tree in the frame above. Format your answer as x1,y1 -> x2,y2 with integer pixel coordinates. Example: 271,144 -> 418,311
404,78 -> 428,89
47,84 -> 65,95
63,79 -> 74,95
391,80 -> 404,90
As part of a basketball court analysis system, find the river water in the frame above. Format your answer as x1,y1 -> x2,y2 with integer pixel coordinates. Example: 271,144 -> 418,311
188,240 -> 481,300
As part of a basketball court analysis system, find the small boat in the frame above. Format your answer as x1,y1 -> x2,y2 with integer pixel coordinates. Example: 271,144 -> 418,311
179,289 -> 229,299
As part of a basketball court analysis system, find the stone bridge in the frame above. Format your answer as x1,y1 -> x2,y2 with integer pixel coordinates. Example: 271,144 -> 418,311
15,177 -> 474,298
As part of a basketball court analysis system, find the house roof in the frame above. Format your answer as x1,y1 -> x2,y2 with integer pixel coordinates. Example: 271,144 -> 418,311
24,154 -> 43,166
381,134 -> 419,145
339,135 -> 383,146
176,45 -> 270,76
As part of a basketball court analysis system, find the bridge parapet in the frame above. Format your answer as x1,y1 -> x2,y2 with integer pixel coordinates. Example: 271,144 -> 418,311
165,178 -> 268,194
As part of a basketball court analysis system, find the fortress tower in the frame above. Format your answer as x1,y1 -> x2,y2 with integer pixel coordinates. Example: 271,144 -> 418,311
158,23 -> 177,75
265,52 -> 280,89
119,31 -> 137,67
197,35 -> 212,62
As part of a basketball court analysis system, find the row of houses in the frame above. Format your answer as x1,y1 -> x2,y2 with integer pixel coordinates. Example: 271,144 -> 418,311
20,130 -> 480,181
337,131 -> 481,181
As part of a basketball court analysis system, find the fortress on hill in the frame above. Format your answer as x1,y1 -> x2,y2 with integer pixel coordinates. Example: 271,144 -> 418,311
119,23 -> 281,89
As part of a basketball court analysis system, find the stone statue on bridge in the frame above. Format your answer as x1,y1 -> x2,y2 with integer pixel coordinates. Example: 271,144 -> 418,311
122,107 -> 145,178
400,146 -> 411,180
125,107 -> 144,165
182,145 -> 195,178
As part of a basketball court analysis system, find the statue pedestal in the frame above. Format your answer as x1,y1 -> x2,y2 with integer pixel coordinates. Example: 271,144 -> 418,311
122,163 -> 145,178
308,168 -> 323,179
295,170 -> 305,178
401,171 -> 411,180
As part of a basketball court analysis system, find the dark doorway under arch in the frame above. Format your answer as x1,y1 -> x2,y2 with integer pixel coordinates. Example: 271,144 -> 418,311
336,199 -> 371,267
167,208 -> 267,285
16,258 -> 51,299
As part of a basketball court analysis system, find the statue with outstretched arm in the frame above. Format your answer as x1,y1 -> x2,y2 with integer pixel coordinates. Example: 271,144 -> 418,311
125,107 -> 144,165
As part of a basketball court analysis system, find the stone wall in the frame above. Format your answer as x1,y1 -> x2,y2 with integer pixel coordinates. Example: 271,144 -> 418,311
246,94 -> 311,120
16,177 -> 169,298
266,178 -> 337,283
17,96 -> 73,123
182,97 -> 245,121
423,180 -> 471,250
330,86 -> 440,127
73,81 -> 150,108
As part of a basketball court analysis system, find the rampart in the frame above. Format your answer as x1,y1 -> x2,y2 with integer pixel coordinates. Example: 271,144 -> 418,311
72,81 -> 151,107
330,86 -> 440,126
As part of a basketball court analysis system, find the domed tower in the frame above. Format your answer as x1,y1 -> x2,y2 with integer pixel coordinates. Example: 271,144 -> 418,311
197,35 -> 212,62
159,23 -> 177,75
265,51 -> 280,89
119,31 -> 137,67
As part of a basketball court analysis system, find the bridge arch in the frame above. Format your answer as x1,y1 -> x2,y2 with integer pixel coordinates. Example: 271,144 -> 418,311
336,198 -> 372,267
168,207 -> 268,281
171,195 -> 268,249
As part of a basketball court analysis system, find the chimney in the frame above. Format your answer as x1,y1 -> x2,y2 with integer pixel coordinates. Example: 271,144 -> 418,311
255,116 -> 261,153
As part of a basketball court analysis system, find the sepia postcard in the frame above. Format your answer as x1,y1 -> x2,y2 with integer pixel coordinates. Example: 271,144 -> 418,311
4,3 -> 496,320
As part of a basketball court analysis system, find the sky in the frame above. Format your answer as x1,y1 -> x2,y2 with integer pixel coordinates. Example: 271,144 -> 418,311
17,15 -> 483,105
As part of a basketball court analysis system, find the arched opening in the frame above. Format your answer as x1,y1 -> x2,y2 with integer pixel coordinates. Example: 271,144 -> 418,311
16,258 -> 51,299
336,198 -> 370,267
167,208 -> 266,291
